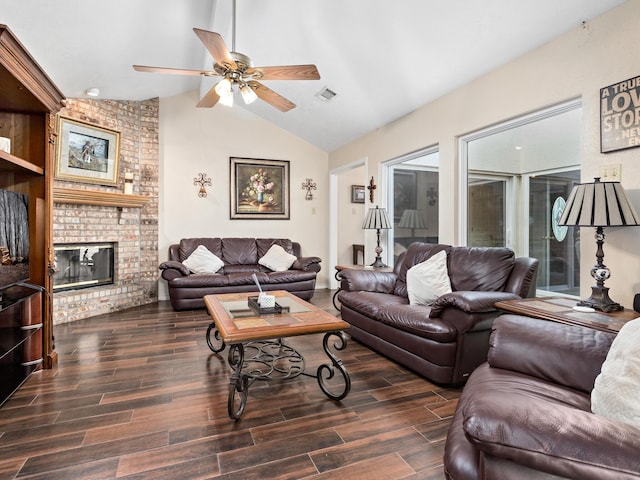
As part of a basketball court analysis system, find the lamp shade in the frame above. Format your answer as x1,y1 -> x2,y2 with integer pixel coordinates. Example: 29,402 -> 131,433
398,209 -> 425,230
362,206 -> 391,230
559,178 -> 640,227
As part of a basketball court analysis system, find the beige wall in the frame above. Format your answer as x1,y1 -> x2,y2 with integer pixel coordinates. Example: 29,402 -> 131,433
329,1 -> 640,308
337,166 -> 366,265
158,91 -> 330,299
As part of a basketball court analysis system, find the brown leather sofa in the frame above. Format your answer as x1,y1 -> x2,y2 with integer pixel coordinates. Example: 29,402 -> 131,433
337,243 -> 538,385
444,314 -> 640,479
159,238 -> 321,310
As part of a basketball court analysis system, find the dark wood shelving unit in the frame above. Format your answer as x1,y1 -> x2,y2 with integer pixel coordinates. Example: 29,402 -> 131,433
0,285 -> 43,407
0,24 -> 65,406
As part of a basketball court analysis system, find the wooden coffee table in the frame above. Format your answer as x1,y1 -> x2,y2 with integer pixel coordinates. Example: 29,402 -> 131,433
203,290 -> 351,419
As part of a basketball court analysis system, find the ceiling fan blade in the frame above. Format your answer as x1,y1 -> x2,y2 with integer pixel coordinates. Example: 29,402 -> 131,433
133,65 -> 216,77
193,28 -> 237,70
247,65 -> 320,81
247,81 -> 295,112
196,87 -> 220,108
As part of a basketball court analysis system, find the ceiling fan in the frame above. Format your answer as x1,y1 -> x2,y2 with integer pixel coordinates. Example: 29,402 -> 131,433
132,0 -> 320,112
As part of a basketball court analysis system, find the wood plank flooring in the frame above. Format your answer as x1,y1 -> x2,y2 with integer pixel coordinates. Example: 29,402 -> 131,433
0,289 -> 460,479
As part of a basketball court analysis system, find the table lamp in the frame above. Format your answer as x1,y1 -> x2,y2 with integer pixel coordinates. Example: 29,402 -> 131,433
362,205 -> 392,267
558,177 -> 640,312
398,209 -> 425,238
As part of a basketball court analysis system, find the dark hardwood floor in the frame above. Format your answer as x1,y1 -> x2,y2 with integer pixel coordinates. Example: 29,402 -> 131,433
0,289 -> 460,479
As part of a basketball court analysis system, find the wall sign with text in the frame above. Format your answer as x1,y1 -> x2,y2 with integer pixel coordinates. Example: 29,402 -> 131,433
600,75 -> 640,153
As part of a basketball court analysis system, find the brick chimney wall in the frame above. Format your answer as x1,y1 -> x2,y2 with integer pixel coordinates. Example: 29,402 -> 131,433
53,98 -> 159,324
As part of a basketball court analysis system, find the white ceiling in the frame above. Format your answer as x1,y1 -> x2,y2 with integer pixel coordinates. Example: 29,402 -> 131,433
0,0 -> 627,152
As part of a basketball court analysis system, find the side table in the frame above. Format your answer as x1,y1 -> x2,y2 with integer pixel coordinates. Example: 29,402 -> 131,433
333,264 -> 393,310
495,296 -> 638,333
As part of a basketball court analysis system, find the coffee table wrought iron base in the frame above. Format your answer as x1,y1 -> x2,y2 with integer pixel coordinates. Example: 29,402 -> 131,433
206,323 -> 351,420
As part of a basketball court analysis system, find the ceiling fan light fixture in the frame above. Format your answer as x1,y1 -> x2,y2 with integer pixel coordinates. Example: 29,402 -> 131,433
214,78 -> 232,96
85,87 -> 100,97
240,83 -> 257,104
219,90 -> 234,107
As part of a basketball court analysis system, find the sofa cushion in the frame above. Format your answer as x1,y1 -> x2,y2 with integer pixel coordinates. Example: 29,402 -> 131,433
169,273 -> 229,288
182,245 -> 224,274
338,291 -> 406,319
226,272 -> 269,285
256,238 -> 295,258
592,317 -> 640,427
447,247 -> 515,291
259,244 -> 297,272
377,304 -> 458,342
406,250 -> 452,306
394,243 -> 451,297
222,238 -> 258,265
178,238 -> 222,262
265,270 -> 317,283
223,264 -> 261,274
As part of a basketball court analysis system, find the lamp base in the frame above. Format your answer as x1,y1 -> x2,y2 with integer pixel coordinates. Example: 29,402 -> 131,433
578,286 -> 623,313
370,256 -> 388,268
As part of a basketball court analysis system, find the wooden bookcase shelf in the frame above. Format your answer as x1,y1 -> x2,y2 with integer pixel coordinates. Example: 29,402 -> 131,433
53,187 -> 149,208
0,24 -> 65,405
0,151 -> 44,175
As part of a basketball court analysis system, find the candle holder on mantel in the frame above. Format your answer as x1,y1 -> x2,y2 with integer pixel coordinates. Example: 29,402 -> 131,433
124,172 -> 134,195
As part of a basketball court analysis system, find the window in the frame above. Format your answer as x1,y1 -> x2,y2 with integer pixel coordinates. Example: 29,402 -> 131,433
460,100 -> 582,296
385,148 -> 439,262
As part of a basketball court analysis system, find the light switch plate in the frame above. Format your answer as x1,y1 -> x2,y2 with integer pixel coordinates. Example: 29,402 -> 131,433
599,164 -> 621,182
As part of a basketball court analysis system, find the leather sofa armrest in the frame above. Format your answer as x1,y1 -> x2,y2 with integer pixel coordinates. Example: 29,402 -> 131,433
429,291 -> 520,318
159,260 -> 190,280
488,314 -> 615,393
339,269 -> 397,294
463,394 -> 640,479
292,256 -> 322,273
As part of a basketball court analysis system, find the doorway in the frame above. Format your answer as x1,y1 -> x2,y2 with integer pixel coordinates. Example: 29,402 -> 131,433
527,170 -> 580,294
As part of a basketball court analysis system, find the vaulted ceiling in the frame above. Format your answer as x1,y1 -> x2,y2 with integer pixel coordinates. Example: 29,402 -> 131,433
0,0 -> 627,152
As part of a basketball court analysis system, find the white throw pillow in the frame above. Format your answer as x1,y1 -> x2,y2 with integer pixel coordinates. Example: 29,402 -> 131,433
406,250 -> 452,306
182,245 -> 224,274
259,244 -> 297,272
592,317 -> 640,427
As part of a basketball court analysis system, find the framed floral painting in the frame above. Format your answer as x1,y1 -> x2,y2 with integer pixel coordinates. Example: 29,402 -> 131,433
230,157 -> 290,219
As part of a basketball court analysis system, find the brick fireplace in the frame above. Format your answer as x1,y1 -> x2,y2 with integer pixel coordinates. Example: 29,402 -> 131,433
52,98 -> 159,324
53,242 -> 115,292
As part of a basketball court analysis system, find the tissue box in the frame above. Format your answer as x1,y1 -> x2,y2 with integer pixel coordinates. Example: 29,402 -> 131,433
248,296 -> 282,314
259,294 -> 276,308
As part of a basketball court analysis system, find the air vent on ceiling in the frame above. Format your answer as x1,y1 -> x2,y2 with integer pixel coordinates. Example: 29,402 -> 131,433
316,87 -> 337,102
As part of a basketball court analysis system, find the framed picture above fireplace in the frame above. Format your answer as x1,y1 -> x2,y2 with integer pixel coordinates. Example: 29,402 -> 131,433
55,117 -> 121,185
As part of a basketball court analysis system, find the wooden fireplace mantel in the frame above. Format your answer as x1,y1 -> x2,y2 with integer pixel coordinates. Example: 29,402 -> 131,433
53,186 -> 150,208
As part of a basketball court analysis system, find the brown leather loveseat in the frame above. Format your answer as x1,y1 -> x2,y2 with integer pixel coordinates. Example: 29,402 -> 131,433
160,237 -> 321,310
444,314 -> 640,479
337,242 -> 538,385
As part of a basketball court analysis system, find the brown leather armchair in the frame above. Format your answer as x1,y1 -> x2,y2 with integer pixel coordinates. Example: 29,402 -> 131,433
444,314 -> 640,479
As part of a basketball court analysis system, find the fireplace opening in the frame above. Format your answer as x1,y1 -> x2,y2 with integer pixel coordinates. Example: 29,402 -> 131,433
53,242 -> 115,292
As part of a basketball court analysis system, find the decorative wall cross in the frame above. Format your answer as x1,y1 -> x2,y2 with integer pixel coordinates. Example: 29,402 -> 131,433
301,178 -> 317,200
194,173 -> 212,198
367,176 -> 377,203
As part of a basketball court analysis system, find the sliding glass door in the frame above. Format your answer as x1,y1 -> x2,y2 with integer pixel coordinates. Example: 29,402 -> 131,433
461,100 -> 582,296
527,170 -> 580,294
